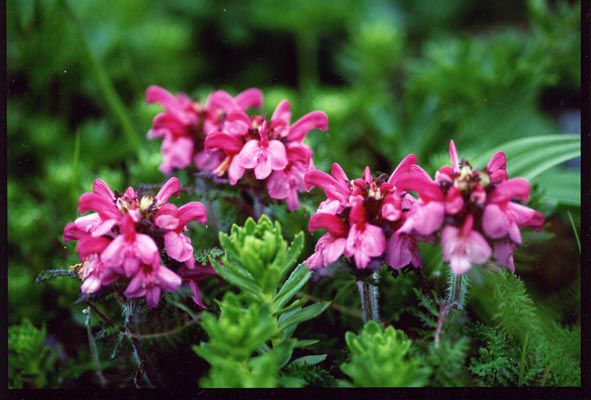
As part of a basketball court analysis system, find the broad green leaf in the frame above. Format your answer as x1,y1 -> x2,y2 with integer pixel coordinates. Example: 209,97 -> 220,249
473,134 -> 580,180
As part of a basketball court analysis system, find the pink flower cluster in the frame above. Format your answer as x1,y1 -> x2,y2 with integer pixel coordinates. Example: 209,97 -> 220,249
304,141 -> 544,275
63,177 -> 211,308
147,86 -> 328,210
303,155 -> 429,270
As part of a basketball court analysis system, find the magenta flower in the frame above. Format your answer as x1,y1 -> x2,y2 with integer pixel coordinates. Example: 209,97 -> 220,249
397,140 -> 544,274
202,98 -> 328,210
146,85 -> 262,175
124,260 -> 182,308
304,156 -> 427,271
237,120 -> 288,179
64,177 -> 211,308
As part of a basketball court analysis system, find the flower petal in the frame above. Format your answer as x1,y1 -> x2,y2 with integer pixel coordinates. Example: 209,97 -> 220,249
178,201 -> 207,225
93,179 -> 116,201
309,213 -> 348,236
267,140 -> 288,170
234,88 -> 263,110
155,265 -> 182,292
287,111 -> 328,142
156,177 -> 181,204
489,178 -> 531,203
164,232 -> 193,262
482,204 -> 511,239
204,132 -> 244,153
237,140 -> 260,169
271,99 -> 291,125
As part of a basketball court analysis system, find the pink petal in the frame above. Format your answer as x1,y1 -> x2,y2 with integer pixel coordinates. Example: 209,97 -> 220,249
331,162 -> 349,183
385,233 -> 421,269
234,88 -> 263,110
228,156 -> 245,185
204,132 -> 243,153
135,234 -> 159,265
188,281 -> 206,309
267,171 -> 290,199
156,177 -> 181,204
81,275 -> 102,294
100,235 -> 126,267
76,236 -> 110,260
489,178 -> 531,203
207,90 -> 238,113
493,240 -> 516,272
465,230 -> 492,265
124,274 -> 146,298
78,193 -> 120,220
155,265 -> 182,292
254,159 -> 273,180
449,140 -> 460,172
482,204 -> 511,239
178,201 -> 207,225
155,214 -> 180,230
287,111 -> 329,142
64,222 -> 83,241
445,187 -> 464,214
309,213 -> 347,236
237,140 -> 260,169
486,151 -> 507,181
146,85 -> 179,108
160,136 -> 194,173
74,213 -> 102,232
271,99 -> 292,125
396,174 -> 443,202
304,169 -> 349,202
324,237 -> 347,266
506,202 -> 544,231
91,219 -> 118,237
145,287 -> 162,308
399,201 -> 445,236
164,231 -> 193,262
93,179 -> 116,201
267,140 -> 288,170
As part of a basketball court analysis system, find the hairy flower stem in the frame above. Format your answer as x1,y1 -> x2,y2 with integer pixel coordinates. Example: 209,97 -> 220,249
114,296 -> 157,388
83,307 -> 107,387
356,271 -> 380,323
434,272 -> 468,349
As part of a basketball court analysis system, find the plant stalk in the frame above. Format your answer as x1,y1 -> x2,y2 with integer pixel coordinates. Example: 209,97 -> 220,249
356,271 -> 380,323
83,307 -> 107,387
434,272 -> 468,349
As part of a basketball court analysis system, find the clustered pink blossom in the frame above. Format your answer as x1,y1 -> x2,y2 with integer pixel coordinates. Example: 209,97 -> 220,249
303,155 -> 429,270
64,177 -> 211,308
147,86 -> 328,211
304,141 -> 544,275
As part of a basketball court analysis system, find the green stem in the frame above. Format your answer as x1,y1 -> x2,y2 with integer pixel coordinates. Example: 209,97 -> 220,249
356,271 -> 380,323
60,0 -> 141,153
435,272 -> 468,348
83,307 -> 107,387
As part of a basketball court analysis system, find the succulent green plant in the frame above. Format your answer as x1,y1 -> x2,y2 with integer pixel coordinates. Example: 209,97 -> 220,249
341,321 -> 431,387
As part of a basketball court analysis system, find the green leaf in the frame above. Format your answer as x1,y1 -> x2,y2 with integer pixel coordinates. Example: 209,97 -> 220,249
474,134 -> 580,180
273,264 -> 311,309
281,232 -> 304,277
210,258 -> 260,296
278,302 -> 331,331
290,354 -> 327,367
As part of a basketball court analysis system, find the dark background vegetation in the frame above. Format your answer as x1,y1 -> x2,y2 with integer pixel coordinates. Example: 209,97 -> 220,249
7,0 -> 581,388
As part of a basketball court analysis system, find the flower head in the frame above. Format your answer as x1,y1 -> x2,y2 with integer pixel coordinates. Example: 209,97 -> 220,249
397,140 -> 544,274
146,85 -> 263,175
64,177 -> 211,307
304,155 -> 428,271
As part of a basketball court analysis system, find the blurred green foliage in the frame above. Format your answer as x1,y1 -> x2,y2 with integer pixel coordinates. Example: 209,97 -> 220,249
8,0 -> 580,387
